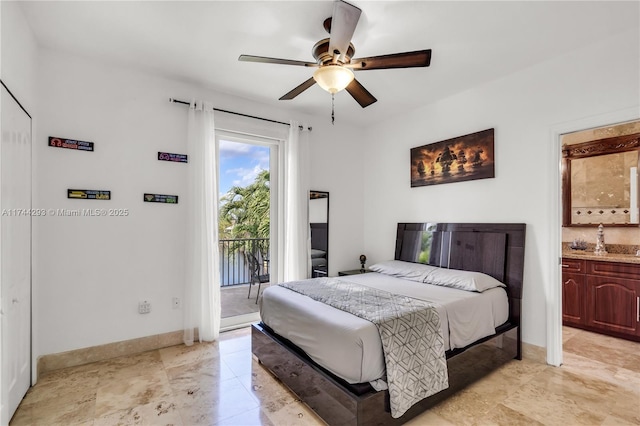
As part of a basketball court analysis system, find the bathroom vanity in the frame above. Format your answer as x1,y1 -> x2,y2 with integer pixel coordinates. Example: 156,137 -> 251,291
562,252 -> 640,342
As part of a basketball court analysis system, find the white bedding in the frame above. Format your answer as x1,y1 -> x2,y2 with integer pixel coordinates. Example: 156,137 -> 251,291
259,272 -> 508,385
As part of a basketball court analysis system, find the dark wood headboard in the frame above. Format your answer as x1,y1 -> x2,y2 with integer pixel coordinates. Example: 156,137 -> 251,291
395,222 -> 526,325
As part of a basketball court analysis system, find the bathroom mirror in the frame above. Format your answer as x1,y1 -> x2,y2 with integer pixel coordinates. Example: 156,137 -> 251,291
562,132 -> 640,226
309,190 -> 329,277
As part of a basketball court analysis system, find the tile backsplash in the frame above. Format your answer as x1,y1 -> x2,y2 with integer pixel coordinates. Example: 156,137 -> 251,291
563,226 -> 640,246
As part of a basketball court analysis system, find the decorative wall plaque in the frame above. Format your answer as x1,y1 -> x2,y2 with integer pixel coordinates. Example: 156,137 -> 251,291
68,189 -> 111,200
158,152 -> 188,163
144,193 -> 178,204
49,137 -> 94,152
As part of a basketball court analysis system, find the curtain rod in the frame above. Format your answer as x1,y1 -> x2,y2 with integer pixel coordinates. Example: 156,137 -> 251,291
169,98 -> 312,131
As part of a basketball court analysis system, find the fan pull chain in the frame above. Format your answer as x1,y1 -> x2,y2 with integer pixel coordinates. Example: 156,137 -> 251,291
331,93 -> 335,125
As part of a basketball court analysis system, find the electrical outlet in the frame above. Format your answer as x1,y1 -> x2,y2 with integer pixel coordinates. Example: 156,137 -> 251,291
172,297 -> 181,309
138,300 -> 151,314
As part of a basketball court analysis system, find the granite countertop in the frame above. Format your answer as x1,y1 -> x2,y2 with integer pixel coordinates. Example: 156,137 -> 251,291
562,250 -> 640,264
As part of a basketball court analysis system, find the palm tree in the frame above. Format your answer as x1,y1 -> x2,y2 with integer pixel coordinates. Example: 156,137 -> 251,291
219,170 -> 270,256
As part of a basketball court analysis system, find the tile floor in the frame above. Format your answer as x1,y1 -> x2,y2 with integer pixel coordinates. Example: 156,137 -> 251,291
9,326 -> 640,426
220,284 -> 264,318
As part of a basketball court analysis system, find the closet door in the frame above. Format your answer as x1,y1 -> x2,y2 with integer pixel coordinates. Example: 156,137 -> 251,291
1,82 -> 32,424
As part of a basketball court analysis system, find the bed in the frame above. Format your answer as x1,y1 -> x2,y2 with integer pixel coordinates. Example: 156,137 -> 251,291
252,222 -> 526,426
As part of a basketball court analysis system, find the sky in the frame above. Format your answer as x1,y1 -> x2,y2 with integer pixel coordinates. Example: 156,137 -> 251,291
218,139 -> 270,199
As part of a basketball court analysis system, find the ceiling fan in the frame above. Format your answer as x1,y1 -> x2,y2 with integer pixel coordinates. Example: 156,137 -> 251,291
238,0 -> 432,119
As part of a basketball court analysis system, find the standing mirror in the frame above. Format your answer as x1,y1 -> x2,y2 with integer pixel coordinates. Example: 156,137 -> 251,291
310,190 -> 329,277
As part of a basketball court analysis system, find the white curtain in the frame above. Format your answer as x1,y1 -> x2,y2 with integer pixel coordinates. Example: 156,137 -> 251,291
283,120 -> 311,281
184,100 -> 221,345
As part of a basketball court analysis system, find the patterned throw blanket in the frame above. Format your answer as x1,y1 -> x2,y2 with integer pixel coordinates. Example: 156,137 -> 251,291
280,278 -> 449,418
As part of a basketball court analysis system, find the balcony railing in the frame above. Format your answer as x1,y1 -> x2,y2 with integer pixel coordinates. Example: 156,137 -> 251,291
219,238 -> 269,287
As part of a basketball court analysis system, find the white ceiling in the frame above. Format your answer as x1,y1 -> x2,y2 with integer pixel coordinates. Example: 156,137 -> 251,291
18,1 -> 638,126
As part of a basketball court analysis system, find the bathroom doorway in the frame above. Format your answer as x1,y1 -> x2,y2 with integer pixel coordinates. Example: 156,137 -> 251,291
552,110 -> 640,367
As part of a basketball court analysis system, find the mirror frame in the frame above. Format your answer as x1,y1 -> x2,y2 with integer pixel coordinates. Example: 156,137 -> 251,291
562,132 -> 640,227
309,190 -> 329,277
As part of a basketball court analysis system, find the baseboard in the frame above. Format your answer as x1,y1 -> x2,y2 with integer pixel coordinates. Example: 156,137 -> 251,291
35,330 -> 548,381
522,341 -> 547,364
36,329 -> 193,379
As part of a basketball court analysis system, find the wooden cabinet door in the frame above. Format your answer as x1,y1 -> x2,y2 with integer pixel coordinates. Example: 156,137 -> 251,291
586,276 -> 640,336
562,272 -> 586,326
561,258 -> 586,327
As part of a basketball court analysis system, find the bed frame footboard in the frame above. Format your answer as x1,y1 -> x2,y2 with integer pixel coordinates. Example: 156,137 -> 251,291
252,322 -> 519,426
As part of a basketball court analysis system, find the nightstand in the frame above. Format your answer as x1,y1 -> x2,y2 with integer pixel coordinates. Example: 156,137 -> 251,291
338,269 -> 372,276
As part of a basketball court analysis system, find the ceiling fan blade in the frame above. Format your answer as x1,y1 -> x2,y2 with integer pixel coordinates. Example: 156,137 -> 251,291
346,79 -> 377,108
350,49 -> 432,70
239,55 -> 317,67
279,78 -> 317,100
328,0 -> 361,62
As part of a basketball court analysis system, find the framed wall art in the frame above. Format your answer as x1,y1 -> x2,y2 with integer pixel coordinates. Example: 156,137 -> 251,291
410,128 -> 495,187
158,152 -> 188,163
49,136 -> 94,152
144,193 -> 178,204
67,189 -> 111,200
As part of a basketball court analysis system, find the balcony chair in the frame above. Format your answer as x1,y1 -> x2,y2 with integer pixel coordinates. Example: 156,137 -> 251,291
246,252 -> 269,303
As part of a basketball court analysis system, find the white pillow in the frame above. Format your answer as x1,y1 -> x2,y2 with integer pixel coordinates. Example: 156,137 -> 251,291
310,249 -> 326,259
425,267 -> 505,292
369,260 -> 438,282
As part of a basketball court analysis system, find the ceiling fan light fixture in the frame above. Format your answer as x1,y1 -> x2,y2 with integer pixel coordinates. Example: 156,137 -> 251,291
313,65 -> 354,94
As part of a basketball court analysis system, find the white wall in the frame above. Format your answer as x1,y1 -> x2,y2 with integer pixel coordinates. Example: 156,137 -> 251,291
33,48 -> 364,357
360,27 -> 640,349
1,1 -> 38,114
307,119 -> 365,275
